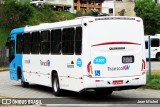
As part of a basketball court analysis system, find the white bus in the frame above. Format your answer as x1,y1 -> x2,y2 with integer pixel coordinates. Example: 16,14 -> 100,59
8,16 -> 146,96
145,35 -> 160,61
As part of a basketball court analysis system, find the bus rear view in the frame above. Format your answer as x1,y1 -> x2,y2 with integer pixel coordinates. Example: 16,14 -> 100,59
82,17 -> 146,95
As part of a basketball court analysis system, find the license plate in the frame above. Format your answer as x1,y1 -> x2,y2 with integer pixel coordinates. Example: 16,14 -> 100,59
122,56 -> 134,63
113,80 -> 123,85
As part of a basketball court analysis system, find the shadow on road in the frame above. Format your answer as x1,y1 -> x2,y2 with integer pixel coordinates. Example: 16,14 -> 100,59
14,84 -> 137,104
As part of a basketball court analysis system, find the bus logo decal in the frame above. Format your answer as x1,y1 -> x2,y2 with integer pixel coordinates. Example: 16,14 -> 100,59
94,56 -> 106,65
95,70 -> 100,76
24,59 -> 30,64
76,58 -> 82,67
107,65 -> 130,71
40,60 -> 50,66
67,60 -> 74,68
123,65 -> 130,70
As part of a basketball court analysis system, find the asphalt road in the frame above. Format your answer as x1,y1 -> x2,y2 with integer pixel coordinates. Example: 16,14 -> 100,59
146,61 -> 160,70
0,71 -> 160,106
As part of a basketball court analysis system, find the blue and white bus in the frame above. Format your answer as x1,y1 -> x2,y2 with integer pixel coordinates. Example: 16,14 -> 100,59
7,16 -> 146,96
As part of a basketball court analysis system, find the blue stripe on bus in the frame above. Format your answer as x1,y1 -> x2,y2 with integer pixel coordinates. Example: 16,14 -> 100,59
10,27 -> 25,81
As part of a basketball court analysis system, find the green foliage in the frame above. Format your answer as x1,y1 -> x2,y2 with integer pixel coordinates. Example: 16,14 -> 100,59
134,0 -> 160,35
118,9 -> 126,16
1,0 -> 33,29
75,10 -> 91,17
54,11 -> 75,22
91,9 -> 99,16
0,1 -> 75,47
0,28 -> 9,48
146,74 -> 160,90
75,9 -> 102,17
27,6 -> 56,25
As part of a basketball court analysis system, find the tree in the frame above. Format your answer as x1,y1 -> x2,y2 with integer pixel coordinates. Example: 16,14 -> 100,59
1,0 -> 32,29
134,0 -> 160,35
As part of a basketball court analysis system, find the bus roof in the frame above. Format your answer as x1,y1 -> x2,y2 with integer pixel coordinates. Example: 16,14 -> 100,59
25,18 -> 82,33
10,27 -> 24,35
10,16 -> 141,34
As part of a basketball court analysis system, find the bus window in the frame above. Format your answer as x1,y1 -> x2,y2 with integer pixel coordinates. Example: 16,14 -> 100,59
75,27 -> 82,55
151,39 -> 160,47
51,29 -> 61,54
9,40 -> 15,62
23,33 -> 31,54
145,41 -> 148,49
41,30 -> 50,54
16,34 -> 23,54
31,31 -> 40,54
62,28 -> 74,55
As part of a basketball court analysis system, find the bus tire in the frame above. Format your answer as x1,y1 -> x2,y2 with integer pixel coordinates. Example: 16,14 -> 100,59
95,88 -> 113,96
21,73 -> 29,88
156,53 -> 160,61
52,73 -> 62,96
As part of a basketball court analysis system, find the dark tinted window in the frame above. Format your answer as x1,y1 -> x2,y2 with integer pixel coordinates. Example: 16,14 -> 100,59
145,41 -> 148,49
109,8 -> 113,13
41,30 -> 50,54
151,39 -> 160,47
31,31 -> 40,54
75,27 -> 82,55
62,28 -> 74,55
51,29 -> 62,54
9,40 -> 15,62
16,34 -> 23,54
23,33 -> 31,54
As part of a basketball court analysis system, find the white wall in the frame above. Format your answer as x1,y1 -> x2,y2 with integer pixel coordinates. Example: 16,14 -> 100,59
45,0 -> 74,13
102,0 -> 114,16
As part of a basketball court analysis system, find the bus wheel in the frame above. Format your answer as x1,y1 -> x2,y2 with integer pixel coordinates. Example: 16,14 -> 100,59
156,53 -> 160,61
21,74 -> 29,88
95,88 -> 113,96
52,73 -> 62,96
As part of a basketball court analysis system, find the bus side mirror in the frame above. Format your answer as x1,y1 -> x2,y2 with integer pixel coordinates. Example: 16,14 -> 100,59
5,42 -> 10,48
5,41 -> 10,58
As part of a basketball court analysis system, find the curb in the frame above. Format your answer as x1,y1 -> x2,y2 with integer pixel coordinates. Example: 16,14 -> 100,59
0,69 -> 9,72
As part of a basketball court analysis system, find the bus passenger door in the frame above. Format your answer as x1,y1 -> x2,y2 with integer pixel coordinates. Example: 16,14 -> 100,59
9,40 -> 18,80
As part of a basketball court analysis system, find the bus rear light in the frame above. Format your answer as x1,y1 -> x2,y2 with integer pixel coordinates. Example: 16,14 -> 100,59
87,61 -> 93,74
136,20 -> 141,22
142,59 -> 146,71
95,80 -> 100,82
88,20 -> 94,23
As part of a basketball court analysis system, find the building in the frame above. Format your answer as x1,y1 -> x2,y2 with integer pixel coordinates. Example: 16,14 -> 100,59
114,0 -> 136,16
155,0 -> 160,3
45,0 -> 73,12
73,0 -> 104,13
102,0 -> 114,16
30,0 -> 160,15
102,0 -> 135,16
34,0 -> 104,13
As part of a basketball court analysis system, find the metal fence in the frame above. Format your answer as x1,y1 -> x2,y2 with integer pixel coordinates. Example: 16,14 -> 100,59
0,48 -> 9,66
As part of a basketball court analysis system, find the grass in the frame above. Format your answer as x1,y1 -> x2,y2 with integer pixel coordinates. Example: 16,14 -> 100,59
145,70 -> 160,90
